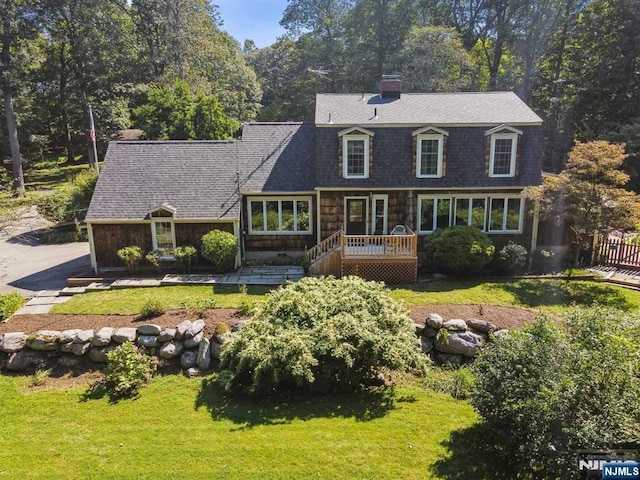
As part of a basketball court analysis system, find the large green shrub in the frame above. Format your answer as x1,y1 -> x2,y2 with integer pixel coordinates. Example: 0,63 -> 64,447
117,245 -> 143,273
471,306 -> 640,478
424,226 -> 495,276
218,276 -> 427,395
103,342 -> 157,399
0,292 -> 25,320
201,230 -> 238,273
492,241 -> 528,275
37,169 -> 97,223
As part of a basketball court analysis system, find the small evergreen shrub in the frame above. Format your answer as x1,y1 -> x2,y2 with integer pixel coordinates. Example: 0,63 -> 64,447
145,250 -> 162,271
173,245 -> 197,272
117,246 -> 144,273
424,226 -> 495,276
0,292 -> 25,320
139,299 -> 165,319
103,342 -> 157,399
531,248 -> 557,274
201,229 -> 238,273
493,241 -> 528,275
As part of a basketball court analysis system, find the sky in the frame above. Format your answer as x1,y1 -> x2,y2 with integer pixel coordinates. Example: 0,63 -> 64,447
216,0 -> 289,48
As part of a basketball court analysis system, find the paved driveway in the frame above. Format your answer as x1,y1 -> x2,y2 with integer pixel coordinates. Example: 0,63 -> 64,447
0,208 -> 91,296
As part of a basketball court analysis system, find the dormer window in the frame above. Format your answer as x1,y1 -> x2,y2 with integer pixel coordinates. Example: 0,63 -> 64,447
413,126 -> 448,178
339,127 -> 374,179
485,125 -> 522,178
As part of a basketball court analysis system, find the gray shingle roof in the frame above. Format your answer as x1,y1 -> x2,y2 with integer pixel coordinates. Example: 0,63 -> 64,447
315,91 -> 543,126
86,123 -> 316,221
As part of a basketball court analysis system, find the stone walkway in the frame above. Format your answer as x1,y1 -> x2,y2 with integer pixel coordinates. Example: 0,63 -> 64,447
14,266 -> 305,315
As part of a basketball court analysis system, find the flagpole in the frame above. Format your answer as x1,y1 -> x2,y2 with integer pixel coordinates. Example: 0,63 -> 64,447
88,104 -> 100,174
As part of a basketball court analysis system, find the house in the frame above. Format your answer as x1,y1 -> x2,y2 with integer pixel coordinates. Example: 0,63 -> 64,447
86,76 -> 543,283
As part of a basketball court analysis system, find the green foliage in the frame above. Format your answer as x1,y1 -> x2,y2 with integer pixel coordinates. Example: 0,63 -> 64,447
471,307 -> 640,478
36,169 -> 97,223
218,276 -> 427,395
145,249 -> 162,271
173,245 -> 197,273
0,292 -> 25,320
425,226 -> 495,276
201,229 -> 238,273
423,367 -> 475,400
30,368 -> 53,387
530,248 -> 557,273
139,299 -> 165,319
133,79 -> 239,140
117,246 -> 143,273
492,241 -> 528,275
102,342 -> 157,399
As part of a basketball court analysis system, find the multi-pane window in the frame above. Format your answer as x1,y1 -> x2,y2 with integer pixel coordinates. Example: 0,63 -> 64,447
249,197 -> 312,234
417,135 -> 443,177
152,220 -> 175,256
418,195 -> 523,234
489,132 -> 518,177
343,135 -> 369,178
488,197 -> 523,232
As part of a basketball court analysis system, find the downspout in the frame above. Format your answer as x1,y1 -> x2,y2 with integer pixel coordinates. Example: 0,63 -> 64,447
316,188 -> 322,245
237,170 -> 245,266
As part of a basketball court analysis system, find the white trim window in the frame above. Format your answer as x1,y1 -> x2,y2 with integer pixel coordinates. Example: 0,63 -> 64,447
416,134 -> 444,178
485,126 -> 522,178
248,197 -> 312,235
418,196 -> 452,233
488,196 -> 524,233
454,197 -> 487,230
152,220 -> 175,256
343,134 -> 370,178
371,194 -> 388,234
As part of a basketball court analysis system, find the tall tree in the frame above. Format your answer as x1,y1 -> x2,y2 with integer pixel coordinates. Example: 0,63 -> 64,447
524,140 -> 640,265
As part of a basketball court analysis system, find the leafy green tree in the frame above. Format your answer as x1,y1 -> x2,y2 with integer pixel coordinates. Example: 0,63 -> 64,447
393,26 -> 475,92
200,229 -> 238,273
472,306 -> 640,478
524,140 -> 640,265
218,276 -> 426,395
133,79 -> 239,140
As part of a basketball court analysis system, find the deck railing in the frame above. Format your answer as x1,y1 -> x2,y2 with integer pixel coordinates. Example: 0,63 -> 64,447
305,229 -> 343,263
341,227 -> 417,259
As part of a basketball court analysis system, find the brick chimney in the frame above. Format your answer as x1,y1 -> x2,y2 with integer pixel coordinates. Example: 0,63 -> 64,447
379,74 -> 402,99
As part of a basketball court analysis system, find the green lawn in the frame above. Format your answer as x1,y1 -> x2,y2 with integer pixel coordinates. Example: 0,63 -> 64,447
0,374 -> 477,479
51,278 -> 640,315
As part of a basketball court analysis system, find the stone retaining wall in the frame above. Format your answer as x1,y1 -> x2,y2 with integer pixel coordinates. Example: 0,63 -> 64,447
0,314 -> 502,375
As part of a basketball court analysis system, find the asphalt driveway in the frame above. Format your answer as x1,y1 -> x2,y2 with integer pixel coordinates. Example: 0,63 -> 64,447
0,207 -> 91,296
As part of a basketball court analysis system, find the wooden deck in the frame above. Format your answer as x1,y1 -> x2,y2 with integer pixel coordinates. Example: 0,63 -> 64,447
306,229 -> 418,283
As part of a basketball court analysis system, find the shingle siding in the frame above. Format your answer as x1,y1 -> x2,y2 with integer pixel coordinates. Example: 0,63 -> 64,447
316,125 -> 542,189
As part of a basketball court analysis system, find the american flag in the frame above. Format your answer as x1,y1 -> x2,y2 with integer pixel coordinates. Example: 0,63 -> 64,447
89,105 -> 96,142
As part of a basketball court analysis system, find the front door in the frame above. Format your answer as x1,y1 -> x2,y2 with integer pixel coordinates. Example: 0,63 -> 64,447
345,197 -> 367,235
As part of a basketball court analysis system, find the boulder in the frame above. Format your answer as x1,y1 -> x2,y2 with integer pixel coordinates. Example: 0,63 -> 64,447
184,331 -> 204,349
467,318 -> 497,334
181,350 -> 197,369
175,320 -> 192,340
159,341 -> 184,359
57,355 -> 83,368
27,331 -> 61,351
0,332 -> 28,353
434,331 -> 484,357
92,327 -> 114,347
186,319 -> 205,338
425,313 -> 443,329
420,337 -> 434,354
185,367 -> 202,378
432,352 -> 465,367
137,324 -> 162,336
210,341 -> 222,361
414,323 -> 425,337
214,332 -> 233,345
158,328 -> 176,342
137,335 -> 159,348
112,327 -> 137,344
197,337 -> 211,370
232,321 -> 247,332
58,329 -> 81,344
423,326 -> 439,338
88,346 -> 116,363
60,342 -> 91,356
442,319 -> 467,332
6,350 -> 49,372
74,330 -> 94,344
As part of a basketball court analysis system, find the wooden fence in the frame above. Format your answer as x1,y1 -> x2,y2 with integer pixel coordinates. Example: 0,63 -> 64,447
598,238 -> 640,269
